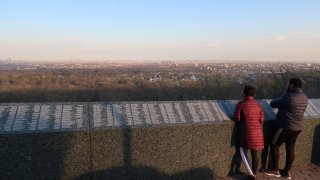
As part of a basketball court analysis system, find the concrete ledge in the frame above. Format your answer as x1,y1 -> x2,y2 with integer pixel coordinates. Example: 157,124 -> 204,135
0,132 -> 91,179
1,118 -> 319,179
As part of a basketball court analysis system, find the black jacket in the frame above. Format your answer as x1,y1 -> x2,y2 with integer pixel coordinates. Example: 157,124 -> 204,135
270,88 -> 308,131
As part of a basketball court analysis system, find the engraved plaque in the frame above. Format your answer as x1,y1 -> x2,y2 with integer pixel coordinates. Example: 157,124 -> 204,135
186,102 -> 201,123
160,102 -> 186,124
92,103 -> 112,128
142,103 -> 152,125
61,104 -> 76,129
164,103 -> 176,123
75,104 -> 84,128
201,102 -> 217,121
124,103 -> 133,126
0,106 -> 11,131
216,100 -> 237,120
213,102 -> 230,120
29,105 -> 41,131
200,102 -> 214,121
159,103 -> 170,123
92,104 -> 104,128
174,102 -> 186,123
310,99 -> 320,109
305,103 -> 317,118
147,102 -> 163,125
12,105 -> 28,131
105,104 -> 114,127
0,99 -> 318,133
208,101 -> 224,121
53,105 -> 63,130
186,101 -> 217,123
196,102 -> 210,122
131,103 -> 145,126
3,106 -> 18,131
112,104 -> 129,127
38,105 -> 51,130
308,99 -> 320,118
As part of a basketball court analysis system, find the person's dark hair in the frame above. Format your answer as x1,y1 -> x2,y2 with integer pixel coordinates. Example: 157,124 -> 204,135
243,85 -> 256,96
289,78 -> 303,88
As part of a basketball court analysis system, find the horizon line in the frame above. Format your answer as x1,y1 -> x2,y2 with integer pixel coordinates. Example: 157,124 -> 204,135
1,58 -> 319,64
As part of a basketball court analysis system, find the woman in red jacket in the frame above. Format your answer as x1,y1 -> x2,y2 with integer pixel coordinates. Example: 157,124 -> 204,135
234,85 -> 264,179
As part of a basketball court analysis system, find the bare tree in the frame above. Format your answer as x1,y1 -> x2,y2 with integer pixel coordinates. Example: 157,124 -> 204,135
201,71 -> 231,100
269,65 -> 293,97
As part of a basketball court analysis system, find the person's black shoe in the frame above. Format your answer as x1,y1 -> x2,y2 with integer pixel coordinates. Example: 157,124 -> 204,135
281,170 -> 292,179
263,169 -> 281,177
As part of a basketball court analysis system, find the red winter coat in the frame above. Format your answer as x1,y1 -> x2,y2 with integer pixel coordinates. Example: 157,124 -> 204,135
234,96 -> 264,150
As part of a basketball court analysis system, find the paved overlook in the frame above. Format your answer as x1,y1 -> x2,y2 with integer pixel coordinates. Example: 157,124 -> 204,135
1,99 -> 320,134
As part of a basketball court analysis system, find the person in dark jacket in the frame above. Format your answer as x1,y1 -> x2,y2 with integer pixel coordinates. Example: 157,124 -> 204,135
234,85 -> 264,179
263,78 -> 308,179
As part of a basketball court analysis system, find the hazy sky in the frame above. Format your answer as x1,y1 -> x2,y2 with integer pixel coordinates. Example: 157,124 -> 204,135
1,0 -> 320,62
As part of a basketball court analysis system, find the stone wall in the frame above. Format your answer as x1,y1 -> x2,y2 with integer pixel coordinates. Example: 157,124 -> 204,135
1,100 -> 320,179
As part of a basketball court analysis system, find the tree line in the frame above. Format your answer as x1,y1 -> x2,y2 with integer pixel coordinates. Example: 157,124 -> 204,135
0,68 -> 319,102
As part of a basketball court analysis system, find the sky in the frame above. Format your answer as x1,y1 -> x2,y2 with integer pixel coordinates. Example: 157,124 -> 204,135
1,0 -> 320,62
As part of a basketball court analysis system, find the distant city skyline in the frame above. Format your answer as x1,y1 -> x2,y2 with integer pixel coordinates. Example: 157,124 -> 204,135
1,0 -> 320,62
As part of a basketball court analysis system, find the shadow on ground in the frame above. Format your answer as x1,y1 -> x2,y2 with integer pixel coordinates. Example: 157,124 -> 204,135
312,124 -> 320,165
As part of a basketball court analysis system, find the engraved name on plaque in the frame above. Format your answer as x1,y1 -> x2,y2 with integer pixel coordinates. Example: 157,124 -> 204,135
163,102 -> 186,124
112,104 -> 128,127
29,105 -> 41,131
164,103 -> 175,123
197,102 -> 210,122
159,103 -> 170,123
38,105 -> 51,130
74,104 -> 84,129
147,102 -> 162,125
124,103 -> 134,126
187,101 -> 214,122
208,102 -> 224,121
142,103 -> 152,125
186,102 -> 200,123
92,104 -> 103,128
12,105 -> 28,131
3,105 -> 18,131
53,105 -> 63,130
131,103 -> 146,126
213,102 -> 230,120
61,105 -> 73,129
0,105 -> 10,131
174,102 -> 187,123
201,102 -> 216,121
92,103 -> 114,128
103,104 -> 113,127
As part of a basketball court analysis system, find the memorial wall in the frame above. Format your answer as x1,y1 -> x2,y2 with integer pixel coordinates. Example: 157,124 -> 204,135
1,99 -> 320,133
1,100 -> 320,179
